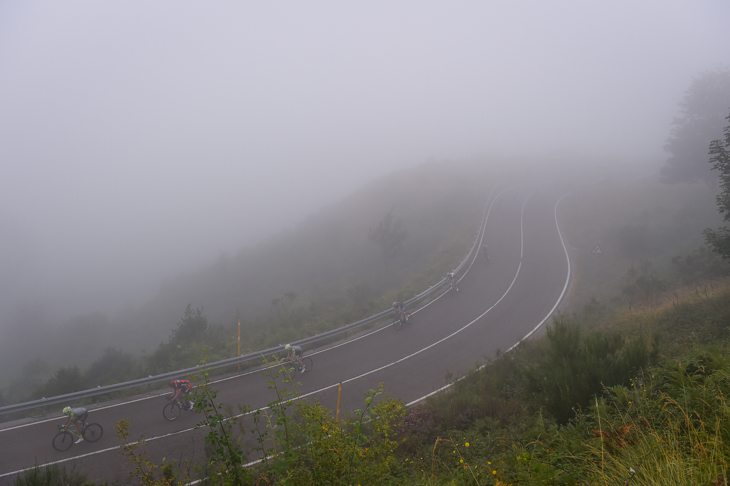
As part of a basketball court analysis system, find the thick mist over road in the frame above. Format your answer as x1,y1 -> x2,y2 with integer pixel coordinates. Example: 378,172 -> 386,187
1,2 -> 729,334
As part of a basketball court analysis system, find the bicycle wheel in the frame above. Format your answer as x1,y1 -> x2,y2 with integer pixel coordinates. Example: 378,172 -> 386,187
163,402 -> 181,421
52,431 -> 75,451
301,357 -> 313,372
405,313 -> 413,324
393,318 -> 403,330
83,423 -> 103,442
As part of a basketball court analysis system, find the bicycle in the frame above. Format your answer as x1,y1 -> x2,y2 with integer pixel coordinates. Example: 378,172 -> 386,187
283,356 -> 313,373
52,422 -> 103,451
163,396 -> 195,421
393,309 -> 413,330
448,280 -> 459,293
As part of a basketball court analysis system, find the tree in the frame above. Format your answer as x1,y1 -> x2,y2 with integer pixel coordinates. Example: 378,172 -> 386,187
170,304 -> 208,344
368,208 -> 408,260
33,366 -> 85,398
661,69 -> 730,185
703,111 -> 730,260
85,348 -> 135,386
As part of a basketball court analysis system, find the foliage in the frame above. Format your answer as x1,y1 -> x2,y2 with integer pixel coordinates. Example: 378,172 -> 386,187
14,464 -> 89,486
573,351 -> 730,485
662,69 -> 730,185
621,260 -> 666,306
171,304 -> 208,344
114,353 -> 407,485
245,358 -> 407,485
33,365 -> 84,399
704,111 -> 730,260
368,208 -> 409,260
282,385 -> 406,485
116,418 -> 189,486
85,348 -> 136,387
189,357 -> 250,486
671,245 -> 730,282
522,317 -> 652,424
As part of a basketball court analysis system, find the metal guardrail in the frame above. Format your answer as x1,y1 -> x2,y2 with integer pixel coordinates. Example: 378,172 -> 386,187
0,191 -> 493,416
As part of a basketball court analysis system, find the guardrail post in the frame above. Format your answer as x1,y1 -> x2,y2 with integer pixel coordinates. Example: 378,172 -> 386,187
336,382 -> 342,424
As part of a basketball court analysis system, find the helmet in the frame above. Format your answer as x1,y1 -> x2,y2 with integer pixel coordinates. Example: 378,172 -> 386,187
285,344 -> 291,350
62,406 -> 71,415
393,302 -> 398,307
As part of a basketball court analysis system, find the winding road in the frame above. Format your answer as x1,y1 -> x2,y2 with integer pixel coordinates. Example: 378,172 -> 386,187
0,185 -> 572,485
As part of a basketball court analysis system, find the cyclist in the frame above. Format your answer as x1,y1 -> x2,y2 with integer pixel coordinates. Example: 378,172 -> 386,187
284,344 -> 305,372
61,406 -> 88,443
392,301 -> 406,319
446,272 -> 457,290
169,379 -> 194,410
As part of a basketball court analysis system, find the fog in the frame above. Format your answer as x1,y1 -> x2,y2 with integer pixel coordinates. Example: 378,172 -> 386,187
1,1 -> 729,325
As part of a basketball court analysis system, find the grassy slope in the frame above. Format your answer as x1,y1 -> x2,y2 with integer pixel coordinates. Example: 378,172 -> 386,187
394,279 -> 730,485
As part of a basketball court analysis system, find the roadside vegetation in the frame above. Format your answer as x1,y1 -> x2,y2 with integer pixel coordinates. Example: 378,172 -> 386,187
22,275 -> 729,486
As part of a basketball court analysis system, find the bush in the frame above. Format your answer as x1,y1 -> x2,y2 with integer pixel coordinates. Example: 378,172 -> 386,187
33,366 -> 85,399
672,245 -> 730,283
15,464 -> 88,486
522,317 -> 650,424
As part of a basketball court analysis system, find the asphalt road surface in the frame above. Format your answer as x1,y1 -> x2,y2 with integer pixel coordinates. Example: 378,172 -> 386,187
0,185 -> 572,485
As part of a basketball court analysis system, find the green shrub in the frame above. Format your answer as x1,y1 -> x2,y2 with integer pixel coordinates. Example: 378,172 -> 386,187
15,464 -> 88,486
522,317 -> 649,424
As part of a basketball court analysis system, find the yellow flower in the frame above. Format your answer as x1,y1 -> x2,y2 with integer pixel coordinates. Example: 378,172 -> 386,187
460,459 -> 464,463
465,442 -> 470,447
493,470 -> 497,475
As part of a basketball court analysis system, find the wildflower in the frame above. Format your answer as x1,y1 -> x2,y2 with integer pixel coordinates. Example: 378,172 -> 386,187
460,459 -> 464,463
465,442 -> 470,447
493,470 -> 497,475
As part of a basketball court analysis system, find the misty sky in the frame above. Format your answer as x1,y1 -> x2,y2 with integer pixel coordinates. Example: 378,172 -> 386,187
1,1 -> 729,322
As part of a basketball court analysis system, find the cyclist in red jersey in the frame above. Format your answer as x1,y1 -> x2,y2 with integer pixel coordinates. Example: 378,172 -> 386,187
169,379 -> 194,410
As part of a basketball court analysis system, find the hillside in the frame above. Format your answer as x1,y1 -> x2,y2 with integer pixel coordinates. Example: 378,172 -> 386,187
0,160 -> 492,394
